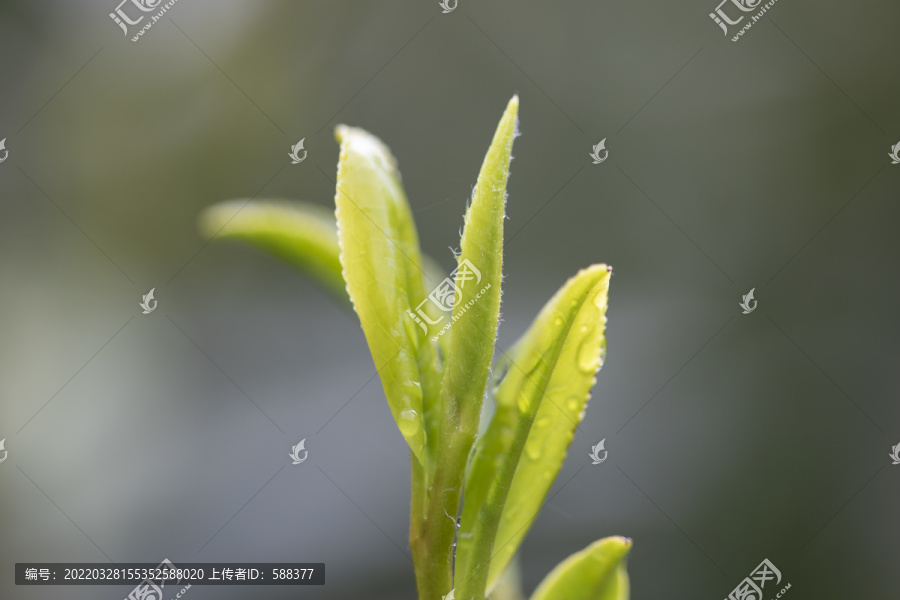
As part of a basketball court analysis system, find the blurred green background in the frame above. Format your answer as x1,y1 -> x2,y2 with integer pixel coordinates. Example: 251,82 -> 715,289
1,0 -> 898,598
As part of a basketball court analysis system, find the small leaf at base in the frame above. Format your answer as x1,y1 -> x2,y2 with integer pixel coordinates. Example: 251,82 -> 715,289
529,536 -> 631,600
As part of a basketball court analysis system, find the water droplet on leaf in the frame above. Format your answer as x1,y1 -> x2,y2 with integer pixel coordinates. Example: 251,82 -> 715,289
576,329 -> 600,373
518,393 -> 531,414
525,438 -> 542,461
524,418 -> 549,460
398,409 -> 419,436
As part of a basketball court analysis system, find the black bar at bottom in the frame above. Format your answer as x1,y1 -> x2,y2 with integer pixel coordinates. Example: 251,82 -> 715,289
16,563 -> 325,585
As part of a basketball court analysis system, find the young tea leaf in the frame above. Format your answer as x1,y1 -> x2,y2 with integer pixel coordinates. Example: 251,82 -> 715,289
199,199 -> 347,300
489,265 -> 610,588
415,97 -> 519,600
333,125 -> 436,465
530,536 -> 631,600
439,94 -> 518,451
456,264 -> 611,596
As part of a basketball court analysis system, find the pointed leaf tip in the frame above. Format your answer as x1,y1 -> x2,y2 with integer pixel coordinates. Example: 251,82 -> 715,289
440,96 -> 520,442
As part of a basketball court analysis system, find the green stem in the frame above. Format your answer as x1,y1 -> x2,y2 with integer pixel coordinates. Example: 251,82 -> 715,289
455,420 -> 528,600
410,431 -> 473,599
410,455 -> 433,598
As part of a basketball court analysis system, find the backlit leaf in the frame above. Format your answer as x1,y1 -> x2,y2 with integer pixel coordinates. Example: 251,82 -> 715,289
333,125 -> 436,464
455,264 -> 611,597
439,94 -> 518,455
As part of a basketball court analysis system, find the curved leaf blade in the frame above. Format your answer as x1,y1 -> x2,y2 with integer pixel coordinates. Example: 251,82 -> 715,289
456,264 -> 611,598
488,265 -> 611,588
487,265 -> 611,592
199,199 -> 346,300
530,536 -> 631,600
333,125 -> 432,464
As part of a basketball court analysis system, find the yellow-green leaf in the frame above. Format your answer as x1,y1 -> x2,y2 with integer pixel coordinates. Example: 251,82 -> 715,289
439,94 -> 518,456
456,264 -> 611,597
488,265 -> 610,588
409,99 -> 520,600
530,536 -> 631,600
199,199 -> 346,300
333,125 -> 435,465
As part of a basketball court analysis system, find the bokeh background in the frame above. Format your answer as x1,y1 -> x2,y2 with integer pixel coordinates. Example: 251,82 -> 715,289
1,0 -> 898,598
